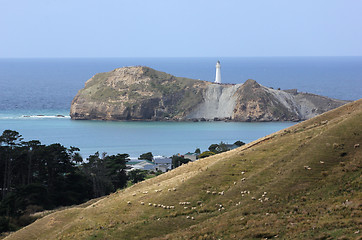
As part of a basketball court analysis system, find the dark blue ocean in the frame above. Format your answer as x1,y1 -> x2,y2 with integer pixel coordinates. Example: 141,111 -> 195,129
0,57 -> 361,158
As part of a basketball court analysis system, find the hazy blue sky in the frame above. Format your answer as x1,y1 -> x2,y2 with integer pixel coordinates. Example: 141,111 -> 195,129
1,0 -> 361,57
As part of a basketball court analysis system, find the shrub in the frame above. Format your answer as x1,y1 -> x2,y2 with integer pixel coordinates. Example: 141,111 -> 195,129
199,151 -> 216,159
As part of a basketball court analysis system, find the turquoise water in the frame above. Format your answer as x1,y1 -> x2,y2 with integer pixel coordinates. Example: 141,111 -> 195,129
0,116 -> 294,158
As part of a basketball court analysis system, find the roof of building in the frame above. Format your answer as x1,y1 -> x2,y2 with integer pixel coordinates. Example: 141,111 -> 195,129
154,157 -> 172,164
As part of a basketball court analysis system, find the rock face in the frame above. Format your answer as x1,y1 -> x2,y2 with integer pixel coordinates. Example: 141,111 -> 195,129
70,66 -> 349,121
70,66 -> 210,120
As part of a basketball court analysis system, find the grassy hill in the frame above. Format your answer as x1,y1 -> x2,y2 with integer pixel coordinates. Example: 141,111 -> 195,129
5,100 -> 362,240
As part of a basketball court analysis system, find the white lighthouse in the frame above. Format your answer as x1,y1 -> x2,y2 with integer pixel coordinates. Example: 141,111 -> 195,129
214,60 -> 221,84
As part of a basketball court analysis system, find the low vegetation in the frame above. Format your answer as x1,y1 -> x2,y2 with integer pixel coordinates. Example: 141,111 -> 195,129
3,99 -> 362,239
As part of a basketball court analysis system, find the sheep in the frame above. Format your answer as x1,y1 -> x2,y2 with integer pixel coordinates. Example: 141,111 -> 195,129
252,197 -> 256,200
234,181 -> 237,185
184,207 -> 188,209
304,166 -> 311,170
191,207 -> 197,210
127,201 -> 131,205
186,216 -> 190,219
143,191 -> 148,194
218,191 -> 224,195
212,191 -> 217,195
132,193 -> 136,196
320,161 -> 325,164
354,144 -> 360,148
140,202 -> 144,205
191,217 -> 195,220
148,203 -> 152,206
241,178 -> 246,182
153,203 -> 157,207
241,171 -> 246,175
206,190 -> 211,194
172,187 -> 177,191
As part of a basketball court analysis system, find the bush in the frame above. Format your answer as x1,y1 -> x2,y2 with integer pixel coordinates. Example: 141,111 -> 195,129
234,140 -> 246,146
199,151 -> 216,159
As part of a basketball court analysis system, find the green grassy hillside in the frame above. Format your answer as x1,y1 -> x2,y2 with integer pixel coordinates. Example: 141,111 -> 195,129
6,100 -> 362,240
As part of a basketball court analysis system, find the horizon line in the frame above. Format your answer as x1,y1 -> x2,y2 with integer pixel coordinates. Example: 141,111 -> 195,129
1,55 -> 362,59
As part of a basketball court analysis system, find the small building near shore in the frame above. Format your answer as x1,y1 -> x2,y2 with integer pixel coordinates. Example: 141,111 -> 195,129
183,152 -> 199,161
153,156 -> 172,172
126,159 -> 155,172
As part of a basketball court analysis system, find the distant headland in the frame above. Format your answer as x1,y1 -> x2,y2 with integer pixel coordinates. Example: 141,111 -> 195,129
70,66 -> 348,122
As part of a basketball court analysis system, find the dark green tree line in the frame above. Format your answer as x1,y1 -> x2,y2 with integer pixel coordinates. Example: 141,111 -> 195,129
0,130 -> 130,233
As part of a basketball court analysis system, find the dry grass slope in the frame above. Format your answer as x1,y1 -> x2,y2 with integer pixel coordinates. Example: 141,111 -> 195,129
5,100 -> 362,240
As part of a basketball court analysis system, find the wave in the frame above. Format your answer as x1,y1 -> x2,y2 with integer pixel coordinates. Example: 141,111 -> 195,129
0,115 -> 71,120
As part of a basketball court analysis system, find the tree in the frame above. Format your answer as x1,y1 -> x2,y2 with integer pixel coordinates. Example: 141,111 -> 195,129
128,169 -> 147,184
81,152 -> 112,198
0,130 -> 23,199
22,140 -> 41,185
234,140 -> 246,147
208,144 -> 219,153
208,142 -> 229,154
139,152 -> 153,161
0,130 -> 95,233
195,148 -> 201,154
171,155 -> 191,169
104,154 -> 129,190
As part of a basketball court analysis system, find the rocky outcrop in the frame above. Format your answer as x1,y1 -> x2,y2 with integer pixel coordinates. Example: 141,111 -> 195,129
70,66 -> 210,120
70,66 -> 349,121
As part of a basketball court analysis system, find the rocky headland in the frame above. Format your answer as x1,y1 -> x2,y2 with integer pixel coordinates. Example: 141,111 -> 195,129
70,66 -> 348,121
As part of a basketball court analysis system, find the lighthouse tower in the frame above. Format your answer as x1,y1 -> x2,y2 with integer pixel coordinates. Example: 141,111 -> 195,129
214,60 -> 221,84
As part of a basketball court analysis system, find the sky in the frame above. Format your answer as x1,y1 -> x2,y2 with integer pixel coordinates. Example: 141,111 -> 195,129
1,0 -> 362,58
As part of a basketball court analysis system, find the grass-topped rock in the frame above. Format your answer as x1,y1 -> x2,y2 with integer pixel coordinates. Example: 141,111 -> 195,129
70,66 -> 210,120
70,66 -> 348,121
